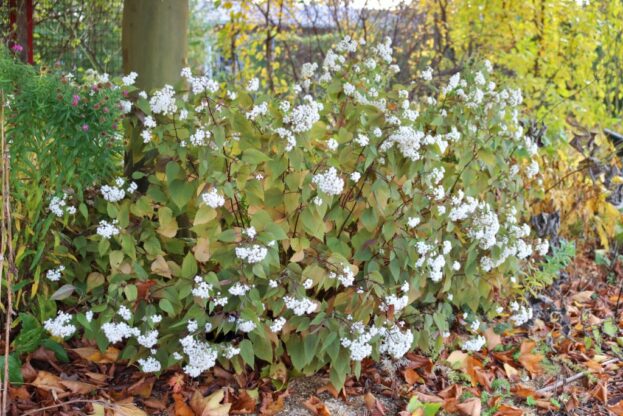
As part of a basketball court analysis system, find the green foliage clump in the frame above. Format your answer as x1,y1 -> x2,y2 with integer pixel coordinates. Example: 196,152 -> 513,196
43,37 -> 554,387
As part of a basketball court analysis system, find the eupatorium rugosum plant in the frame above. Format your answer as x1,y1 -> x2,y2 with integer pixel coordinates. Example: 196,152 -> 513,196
43,36 -> 556,388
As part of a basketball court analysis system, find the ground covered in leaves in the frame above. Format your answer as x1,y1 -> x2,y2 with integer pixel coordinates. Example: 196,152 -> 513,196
4,248 -> 623,416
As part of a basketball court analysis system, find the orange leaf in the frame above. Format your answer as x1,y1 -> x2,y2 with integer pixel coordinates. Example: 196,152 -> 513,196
303,396 -> 331,416
493,404 -> 524,416
259,390 -> 288,416
484,327 -> 502,350
168,373 -> 186,393
32,371 -> 65,393
609,399 -> 623,416
231,390 -> 257,414
403,368 -> 424,385
173,393 -> 194,416
518,352 -> 543,375
59,379 -> 97,394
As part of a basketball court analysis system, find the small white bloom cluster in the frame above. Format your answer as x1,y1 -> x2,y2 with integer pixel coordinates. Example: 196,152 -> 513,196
44,311 -> 76,338
189,127 -> 211,146
49,193 -> 76,217
328,265 -> 355,287
270,317 -> 286,333
149,84 -> 177,116
229,282 -> 251,296
102,322 -> 139,343
380,294 -> 409,312
312,167 -> 344,196
284,296 -> 317,315
509,302 -> 533,326
122,71 -> 138,86
535,238 -> 549,256
180,335 -> 218,377
341,322 -> 377,361
96,220 -> 120,239
201,188 -> 225,208
46,265 -> 65,282
138,356 -> 161,372
246,102 -> 268,120
235,244 -> 268,263
382,126 -> 424,161
379,325 -> 413,359
137,330 -> 159,348
101,177 -> 137,202
192,275 -> 213,299
181,67 -> 219,95
461,335 -> 486,352
247,78 -> 259,92
222,344 -> 241,359
237,319 -> 256,333
283,95 -> 323,133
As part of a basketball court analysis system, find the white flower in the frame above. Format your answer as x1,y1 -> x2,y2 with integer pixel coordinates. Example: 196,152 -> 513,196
526,160 -> 540,178
180,335 -> 217,377
343,83 -> 356,96
118,305 -> 132,321
535,238 -> 549,256
244,226 -> 257,239
270,317 -> 286,333
462,335 -> 486,352
102,322 -> 139,344
238,319 -> 256,333
138,356 -> 161,373
246,102 -> 268,120
379,325 -> 413,359
350,172 -> 361,182
192,276 -> 213,299
452,261 -> 461,271
355,134 -> 369,146
44,312 -> 76,338
247,78 -> 260,92
149,85 -> 177,115
46,265 -> 65,282
122,72 -> 138,86
228,282 -> 251,296
96,220 -> 120,239
312,167 -> 344,196
284,296 -> 317,315
201,189 -> 225,208
326,138 -> 339,151
235,244 -> 268,263
420,67 -> 433,81
85,311 -> 94,322
137,330 -> 159,348
407,217 -> 420,229
222,345 -> 241,359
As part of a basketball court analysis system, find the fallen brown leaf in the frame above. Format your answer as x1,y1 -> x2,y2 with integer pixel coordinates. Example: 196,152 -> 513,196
303,396 -> 331,416
493,404 -> 524,416
32,371 -> 65,393
231,389 -> 257,414
259,390 -> 288,416
403,367 -> 424,385
363,392 -> 386,416
190,389 -> 232,416
457,397 -> 481,416
173,392 -> 194,416
59,379 -> 98,394
484,327 -> 502,350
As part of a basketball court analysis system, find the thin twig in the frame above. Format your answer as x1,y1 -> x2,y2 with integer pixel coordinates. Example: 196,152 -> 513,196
536,358 -> 619,394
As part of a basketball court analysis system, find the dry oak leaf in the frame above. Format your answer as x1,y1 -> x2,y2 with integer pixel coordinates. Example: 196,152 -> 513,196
457,398 -> 482,416
590,381 -> 608,405
111,399 -> 149,416
403,367 -> 424,385
303,396 -> 331,416
168,373 -> 186,394
484,327 -> 502,350
59,379 -> 98,394
517,341 -> 543,375
447,350 -> 469,369
128,377 -> 156,398
317,383 -> 340,399
190,389 -> 232,416
609,399 -> 623,416
503,363 -> 519,380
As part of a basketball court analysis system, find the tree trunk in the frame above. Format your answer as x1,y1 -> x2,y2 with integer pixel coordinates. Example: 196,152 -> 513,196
8,0 -> 34,64
122,0 -> 189,174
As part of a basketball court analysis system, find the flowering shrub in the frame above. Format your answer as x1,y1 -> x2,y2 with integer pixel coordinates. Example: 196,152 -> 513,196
44,37 -> 556,388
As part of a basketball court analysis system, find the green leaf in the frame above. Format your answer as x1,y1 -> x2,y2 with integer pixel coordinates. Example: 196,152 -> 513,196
0,354 -> 23,384
181,252 -> 198,279
159,298 -> 176,317
242,149 -> 271,164
50,284 -> 75,301
239,339 -> 255,367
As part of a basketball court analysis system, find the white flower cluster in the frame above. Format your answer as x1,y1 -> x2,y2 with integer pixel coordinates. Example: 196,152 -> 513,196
137,330 -> 159,348
229,282 -> 251,296
270,317 -> 286,333
149,84 -> 177,116
380,294 -> 409,312
328,265 -> 355,287
189,127 -> 211,146
246,102 -> 268,120
102,322 -> 139,343
312,167 -> 344,196
378,325 -> 413,359
382,126 -> 424,161
101,177 -> 137,202
49,193 -> 76,217
46,265 -> 65,282
201,188 -> 225,208
284,296 -> 317,315
44,311 -> 76,338
235,244 -> 268,263
181,67 -> 219,95
461,335 -> 486,352
138,356 -> 161,373
180,335 -> 218,377
341,322 -> 377,361
237,319 -> 256,333
509,302 -> 533,326
122,71 -> 137,86
192,275 -> 213,299
96,220 -> 120,239
283,95 -> 323,133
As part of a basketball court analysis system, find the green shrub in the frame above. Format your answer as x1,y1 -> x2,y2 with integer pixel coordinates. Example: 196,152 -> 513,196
0,48 -> 124,294
43,37 -> 553,388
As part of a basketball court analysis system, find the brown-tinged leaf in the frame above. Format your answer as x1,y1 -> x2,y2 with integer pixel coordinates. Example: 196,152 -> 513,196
21,361 -> 37,382
439,384 -> 462,400
447,350 -> 468,369
415,392 -> 444,403
231,390 -> 256,414
484,327 -> 502,350
503,363 -> 519,380
32,371 -> 65,393
609,399 -> 623,416
193,238 -> 212,262
72,346 -> 119,363
290,250 -> 305,262
168,373 -> 186,393
457,398 -> 481,416
190,389 -> 232,416
571,290 -> 594,303
86,372 -> 108,384
511,384 -> 540,399
363,392 -> 386,416
59,379 -> 98,394
303,396 -> 331,416
8,386 -> 31,401
590,381 -> 608,404
151,255 -> 172,278
259,390 -> 288,416
465,356 -> 483,386
128,377 -> 155,398
493,404 -> 524,416
517,341 -> 543,376
112,400 -> 149,416
403,367 -> 424,385
173,392 -> 194,416
317,383 -> 339,399
143,398 -> 167,411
